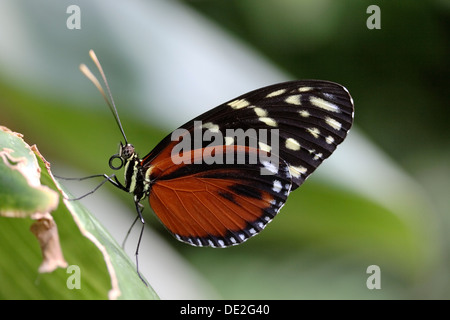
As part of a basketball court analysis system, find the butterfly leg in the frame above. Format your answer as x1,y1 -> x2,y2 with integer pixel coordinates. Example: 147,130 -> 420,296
121,215 -> 139,249
57,173 -> 123,200
133,201 -> 147,285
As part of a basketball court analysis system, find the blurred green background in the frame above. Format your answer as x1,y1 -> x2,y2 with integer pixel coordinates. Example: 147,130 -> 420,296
0,0 -> 449,299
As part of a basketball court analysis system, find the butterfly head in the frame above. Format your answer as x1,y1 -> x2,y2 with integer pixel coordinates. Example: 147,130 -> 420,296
120,142 -> 136,159
109,141 -> 136,170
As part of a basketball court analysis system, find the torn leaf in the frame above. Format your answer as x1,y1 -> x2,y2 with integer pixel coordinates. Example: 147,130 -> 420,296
0,126 -> 59,218
30,212 -> 68,273
0,126 -> 64,273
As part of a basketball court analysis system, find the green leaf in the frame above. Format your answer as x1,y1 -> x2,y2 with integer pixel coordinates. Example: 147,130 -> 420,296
0,126 -> 159,299
54,181 -> 159,299
0,126 -> 58,218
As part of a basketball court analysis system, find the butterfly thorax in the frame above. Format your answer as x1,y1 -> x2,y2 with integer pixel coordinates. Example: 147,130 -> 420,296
123,154 -> 148,202
110,142 -> 149,202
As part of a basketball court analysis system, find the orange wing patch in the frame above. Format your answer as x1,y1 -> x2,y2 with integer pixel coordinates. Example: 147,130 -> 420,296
149,175 -> 277,246
146,146 -> 291,247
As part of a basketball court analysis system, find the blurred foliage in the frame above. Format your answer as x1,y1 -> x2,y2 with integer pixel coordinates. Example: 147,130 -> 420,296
184,0 -> 450,168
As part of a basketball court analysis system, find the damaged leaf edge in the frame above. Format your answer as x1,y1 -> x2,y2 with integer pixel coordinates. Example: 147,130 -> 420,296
0,126 -> 67,275
0,126 -> 59,218
34,146 -> 122,300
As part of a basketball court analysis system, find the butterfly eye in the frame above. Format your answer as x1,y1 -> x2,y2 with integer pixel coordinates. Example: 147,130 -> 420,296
109,154 -> 124,170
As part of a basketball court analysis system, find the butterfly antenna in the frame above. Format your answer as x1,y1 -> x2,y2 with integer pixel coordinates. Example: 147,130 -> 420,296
80,50 -> 128,144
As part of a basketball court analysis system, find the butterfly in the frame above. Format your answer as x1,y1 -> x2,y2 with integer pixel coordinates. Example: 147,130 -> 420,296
77,50 -> 353,269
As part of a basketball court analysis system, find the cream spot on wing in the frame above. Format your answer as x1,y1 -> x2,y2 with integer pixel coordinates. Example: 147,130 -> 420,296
313,152 -> 323,161
259,117 -> 277,127
285,137 -> 301,151
325,135 -> 335,144
285,94 -> 301,105
299,110 -> 310,118
202,122 -> 220,133
307,127 -> 320,138
228,98 -> 250,109
254,107 -> 268,117
310,96 -> 340,112
224,136 -> 234,145
325,117 -> 342,131
266,88 -> 286,98
288,165 -> 307,178
258,141 -> 272,153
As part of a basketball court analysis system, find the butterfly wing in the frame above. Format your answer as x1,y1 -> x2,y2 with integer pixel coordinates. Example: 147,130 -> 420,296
142,80 -> 354,246
147,146 -> 291,247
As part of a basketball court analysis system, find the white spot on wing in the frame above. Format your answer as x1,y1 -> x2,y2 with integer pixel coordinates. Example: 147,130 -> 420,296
285,137 -> 301,151
307,127 -> 320,138
285,94 -> 301,105
288,165 -> 307,178
266,88 -> 286,98
262,160 -> 278,174
254,107 -> 268,117
325,117 -> 342,131
202,122 -> 220,133
272,180 -> 282,193
313,152 -> 323,161
325,135 -> 335,144
224,136 -> 234,145
228,98 -> 250,109
310,96 -> 340,113
259,141 -> 272,153
259,117 -> 278,127
299,110 -> 310,117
